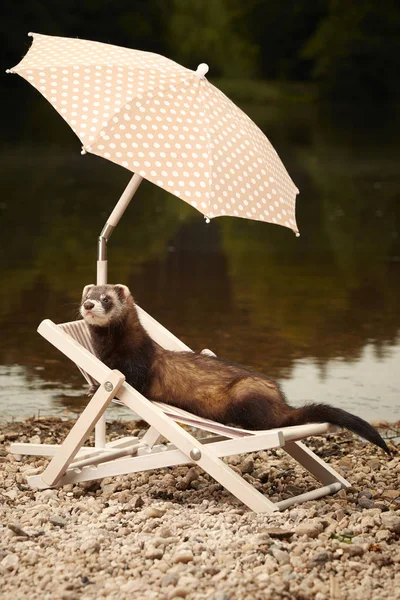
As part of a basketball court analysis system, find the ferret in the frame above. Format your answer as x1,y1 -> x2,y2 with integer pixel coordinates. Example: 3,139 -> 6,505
80,284 -> 390,455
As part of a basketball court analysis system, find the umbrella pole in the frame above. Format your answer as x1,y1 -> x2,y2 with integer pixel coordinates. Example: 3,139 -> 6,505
94,173 -> 143,448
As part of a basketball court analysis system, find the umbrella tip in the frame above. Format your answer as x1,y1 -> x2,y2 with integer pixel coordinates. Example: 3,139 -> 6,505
295,231 -> 300,238
28,32 -> 34,37
81,147 -> 87,155
195,63 -> 209,79
5,69 -> 12,74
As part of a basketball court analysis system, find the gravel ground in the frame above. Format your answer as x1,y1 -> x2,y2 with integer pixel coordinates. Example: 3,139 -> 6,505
0,418 -> 399,600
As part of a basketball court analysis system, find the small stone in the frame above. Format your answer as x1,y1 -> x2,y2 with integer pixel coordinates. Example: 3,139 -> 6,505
168,588 -> 188,599
381,489 -> 399,500
358,497 -> 375,509
8,522 -> 29,537
1,554 -> 19,571
158,526 -> 173,538
262,527 -> 294,540
50,515 -> 66,527
25,550 -> 38,565
241,458 -> 254,474
29,435 -> 41,444
367,460 -> 381,470
145,506 -> 166,518
253,469 -> 269,483
376,529 -> 390,542
101,482 -> 119,495
161,574 -> 178,587
381,513 -> 400,534
295,519 -> 324,538
41,489 -> 58,501
145,547 -> 164,560
270,546 -> 290,565
358,490 -> 373,499
80,539 -> 100,553
171,550 -> 194,564
253,533 -> 271,545
129,495 -> 144,509
340,544 -> 364,557
162,474 -> 176,487
3,489 -> 18,501
310,550 -> 329,564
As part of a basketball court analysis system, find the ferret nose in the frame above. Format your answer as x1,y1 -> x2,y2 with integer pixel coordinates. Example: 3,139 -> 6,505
84,301 -> 95,310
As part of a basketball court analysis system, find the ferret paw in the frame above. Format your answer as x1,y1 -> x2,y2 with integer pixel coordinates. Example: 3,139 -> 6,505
87,384 -> 99,397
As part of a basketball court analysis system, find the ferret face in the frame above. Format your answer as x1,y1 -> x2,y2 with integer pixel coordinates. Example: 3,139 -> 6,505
80,284 -> 131,326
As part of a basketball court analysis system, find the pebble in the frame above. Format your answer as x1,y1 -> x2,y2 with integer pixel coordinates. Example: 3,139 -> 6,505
295,519 -> 324,538
380,513 -> 400,534
358,496 -> 375,509
129,494 -> 144,509
270,546 -> 290,565
381,489 -> 399,500
25,550 -> 38,565
50,515 -> 67,527
262,527 -> 294,539
80,539 -> 100,553
168,588 -> 188,598
145,506 -> 167,518
171,550 -> 194,564
241,458 -> 254,474
1,554 -> 19,571
8,522 -> 29,537
145,546 -> 164,560
161,574 -> 178,587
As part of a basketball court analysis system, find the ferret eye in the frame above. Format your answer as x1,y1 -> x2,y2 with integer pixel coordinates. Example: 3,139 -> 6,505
102,297 -> 109,303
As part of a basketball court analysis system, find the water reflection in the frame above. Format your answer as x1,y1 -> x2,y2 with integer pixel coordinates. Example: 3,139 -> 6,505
0,97 -> 399,422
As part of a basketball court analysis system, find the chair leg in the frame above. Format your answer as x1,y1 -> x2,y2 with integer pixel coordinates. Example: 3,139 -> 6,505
283,440 -> 351,488
38,370 -> 125,487
142,427 -> 163,448
119,388 -> 279,513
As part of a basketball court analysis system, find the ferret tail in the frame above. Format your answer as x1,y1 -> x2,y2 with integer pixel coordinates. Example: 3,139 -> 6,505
281,403 -> 390,455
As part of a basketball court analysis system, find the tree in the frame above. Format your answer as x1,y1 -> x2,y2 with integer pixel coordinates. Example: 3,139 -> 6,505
167,0 -> 258,77
303,0 -> 400,106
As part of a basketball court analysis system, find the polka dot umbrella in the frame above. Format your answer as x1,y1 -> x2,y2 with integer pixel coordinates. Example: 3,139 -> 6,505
8,32 -> 300,234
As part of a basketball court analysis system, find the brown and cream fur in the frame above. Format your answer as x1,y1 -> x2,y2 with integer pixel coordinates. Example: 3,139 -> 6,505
80,284 -> 390,454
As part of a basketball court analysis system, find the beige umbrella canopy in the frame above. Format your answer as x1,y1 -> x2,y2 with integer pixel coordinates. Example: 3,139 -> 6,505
8,32 -> 299,234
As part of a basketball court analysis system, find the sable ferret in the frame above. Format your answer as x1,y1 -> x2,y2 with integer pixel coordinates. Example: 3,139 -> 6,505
80,284 -> 390,455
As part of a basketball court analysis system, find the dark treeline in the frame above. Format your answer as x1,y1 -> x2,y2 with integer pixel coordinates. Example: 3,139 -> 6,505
1,0 -> 400,108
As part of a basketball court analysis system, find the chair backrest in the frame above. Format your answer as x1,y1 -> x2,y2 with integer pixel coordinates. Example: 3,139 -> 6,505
58,320 -> 98,387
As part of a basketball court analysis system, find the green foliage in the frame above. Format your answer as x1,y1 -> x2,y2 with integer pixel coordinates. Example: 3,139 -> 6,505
167,0 -> 258,76
303,0 -> 400,105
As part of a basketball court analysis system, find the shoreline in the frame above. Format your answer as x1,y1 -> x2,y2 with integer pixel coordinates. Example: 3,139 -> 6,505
0,418 -> 399,599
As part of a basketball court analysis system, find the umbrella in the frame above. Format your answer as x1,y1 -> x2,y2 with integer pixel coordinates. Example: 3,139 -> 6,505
7,32 -> 299,234
8,32 -> 300,447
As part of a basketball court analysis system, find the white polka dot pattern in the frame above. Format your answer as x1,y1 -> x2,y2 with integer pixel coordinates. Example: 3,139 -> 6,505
10,33 -> 299,233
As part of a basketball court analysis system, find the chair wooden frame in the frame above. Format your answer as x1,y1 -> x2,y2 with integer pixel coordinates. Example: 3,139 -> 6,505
10,308 -> 351,513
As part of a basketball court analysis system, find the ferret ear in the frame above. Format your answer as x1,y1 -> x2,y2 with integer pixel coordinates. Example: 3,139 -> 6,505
114,284 -> 131,301
82,284 -> 94,300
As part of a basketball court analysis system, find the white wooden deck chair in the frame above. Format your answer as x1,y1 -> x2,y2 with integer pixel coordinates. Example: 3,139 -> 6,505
10,308 -> 351,513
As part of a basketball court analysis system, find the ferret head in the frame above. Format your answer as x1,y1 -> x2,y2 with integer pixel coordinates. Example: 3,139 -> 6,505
80,284 -> 132,326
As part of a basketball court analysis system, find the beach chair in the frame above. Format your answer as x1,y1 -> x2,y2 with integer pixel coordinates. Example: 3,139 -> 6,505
10,308 -> 351,514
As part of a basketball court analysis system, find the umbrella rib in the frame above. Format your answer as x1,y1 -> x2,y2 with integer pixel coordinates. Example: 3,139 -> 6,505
198,82 -> 214,217
87,72 -> 200,153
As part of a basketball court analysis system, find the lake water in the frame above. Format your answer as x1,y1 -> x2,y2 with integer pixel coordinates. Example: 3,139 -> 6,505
0,90 -> 399,423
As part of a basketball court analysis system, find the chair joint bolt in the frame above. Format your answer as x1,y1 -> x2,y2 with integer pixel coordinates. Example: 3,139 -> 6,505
104,382 -> 114,392
190,448 -> 201,461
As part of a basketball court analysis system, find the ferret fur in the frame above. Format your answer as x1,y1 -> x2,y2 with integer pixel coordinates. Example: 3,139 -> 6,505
80,284 -> 390,455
